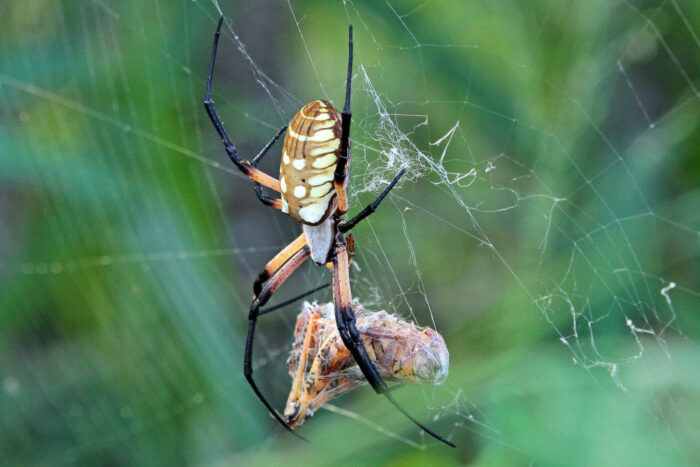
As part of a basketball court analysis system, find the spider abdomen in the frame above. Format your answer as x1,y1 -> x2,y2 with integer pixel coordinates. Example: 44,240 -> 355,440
280,100 -> 342,225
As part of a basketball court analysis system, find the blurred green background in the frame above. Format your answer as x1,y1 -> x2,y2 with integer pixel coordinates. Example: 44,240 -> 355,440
1,0 -> 699,465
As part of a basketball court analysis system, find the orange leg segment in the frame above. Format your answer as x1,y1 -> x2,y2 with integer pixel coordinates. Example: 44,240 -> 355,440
333,181 -> 348,215
254,232 -> 307,296
245,164 -> 281,192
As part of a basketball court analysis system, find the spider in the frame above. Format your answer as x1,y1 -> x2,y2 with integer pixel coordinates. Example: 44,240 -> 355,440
204,16 -> 454,447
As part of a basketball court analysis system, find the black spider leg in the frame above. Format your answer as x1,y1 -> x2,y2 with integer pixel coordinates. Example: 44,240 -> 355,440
245,246 -> 311,438
204,17 -> 248,173
258,282 -> 330,316
383,392 -> 455,447
332,234 -> 455,448
251,125 -> 287,166
339,168 -> 406,233
334,24 -> 353,185
204,16 -> 279,196
332,234 -> 385,394
251,125 -> 287,207
340,168 -> 406,395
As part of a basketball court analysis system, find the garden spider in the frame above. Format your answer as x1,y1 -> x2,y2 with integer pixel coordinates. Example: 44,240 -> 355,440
204,16 -> 454,447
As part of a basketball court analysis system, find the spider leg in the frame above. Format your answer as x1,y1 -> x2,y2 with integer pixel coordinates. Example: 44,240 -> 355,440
204,16 -> 281,193
339,168 -> 406,233
383,392 -> 455,448
332,232 -> 455,448
333,25 -> 354,214
259,282 -> 330,316
251,125 -> 288,209
245,246 -> 311,437
251,125 -> 287,166
253,233 -> 307,296
332,233 -> 386,393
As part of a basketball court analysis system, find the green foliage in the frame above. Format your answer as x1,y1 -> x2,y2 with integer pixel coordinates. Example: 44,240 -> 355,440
1,0 -> 698,465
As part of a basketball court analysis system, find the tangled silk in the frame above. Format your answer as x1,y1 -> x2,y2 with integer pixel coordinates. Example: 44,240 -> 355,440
285,301 -> 449,427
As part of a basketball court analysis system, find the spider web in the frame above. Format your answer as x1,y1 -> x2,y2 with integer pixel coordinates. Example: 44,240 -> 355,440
1,0 -> 698,464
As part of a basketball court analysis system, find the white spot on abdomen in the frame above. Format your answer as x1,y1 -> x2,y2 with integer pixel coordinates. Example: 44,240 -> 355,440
288,127 -> 336,142
309,184 -> 332,198
308,174 -> 332,186
300,111 -> 330,121
310,139 -> 340,156
311,129 -> 335,141
293,185 -> 307,198
312,153 -> 337,169
299,197 -> 332,224
315,120 -> 335,129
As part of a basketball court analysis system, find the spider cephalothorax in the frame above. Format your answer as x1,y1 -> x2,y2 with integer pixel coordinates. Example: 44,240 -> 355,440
203,16 -> 453,447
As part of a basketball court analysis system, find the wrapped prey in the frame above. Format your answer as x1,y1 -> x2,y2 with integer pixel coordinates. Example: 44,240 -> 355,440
284,301 -> 449,427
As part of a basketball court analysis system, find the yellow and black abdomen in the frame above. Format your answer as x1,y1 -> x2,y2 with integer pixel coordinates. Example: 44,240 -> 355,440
280,100 -> 342,225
